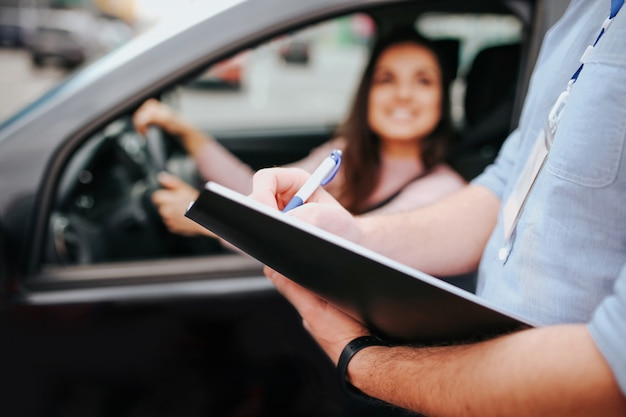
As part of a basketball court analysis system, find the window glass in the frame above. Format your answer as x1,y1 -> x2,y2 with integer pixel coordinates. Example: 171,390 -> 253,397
165,14 -> 376,132
44,13 -> 377,267
417,13 -> 523,126
43,10 -> 525,267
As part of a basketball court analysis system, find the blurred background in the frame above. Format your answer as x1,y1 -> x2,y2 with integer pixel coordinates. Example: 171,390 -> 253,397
0,0 -> 523,130
0,0 -> 196,121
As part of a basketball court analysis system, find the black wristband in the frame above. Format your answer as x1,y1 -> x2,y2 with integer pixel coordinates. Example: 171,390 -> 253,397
337,335 -> 390,395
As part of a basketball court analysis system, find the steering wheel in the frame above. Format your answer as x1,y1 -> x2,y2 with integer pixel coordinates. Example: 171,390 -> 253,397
48,119 -> 222,266
136,125 -> 178,237
137,125 -> 224,257
144,125 -> 169,176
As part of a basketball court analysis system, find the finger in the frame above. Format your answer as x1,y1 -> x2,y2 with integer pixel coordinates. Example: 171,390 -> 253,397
163,217 -> 198,236
151,189 -> 166,206
132,98 -> 159,134
250,167 -> 312,210
134,99 -> 174,135
151,189 -> 180,206
157,171 -> 186,190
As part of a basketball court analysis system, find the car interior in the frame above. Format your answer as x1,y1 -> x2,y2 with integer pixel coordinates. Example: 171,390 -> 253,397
42,1 -> 529,292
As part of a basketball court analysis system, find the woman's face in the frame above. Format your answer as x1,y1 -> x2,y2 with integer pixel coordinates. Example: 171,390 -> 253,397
367,42 -> 443,147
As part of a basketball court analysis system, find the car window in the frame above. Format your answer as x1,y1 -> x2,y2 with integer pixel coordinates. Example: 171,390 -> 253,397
164,14 -> 375,132
43,9 -> 525,268
416,12 -> 523,127
44,13 -> 377,267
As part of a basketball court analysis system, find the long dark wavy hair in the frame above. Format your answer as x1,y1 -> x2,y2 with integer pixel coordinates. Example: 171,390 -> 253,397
336,28 -> 457,214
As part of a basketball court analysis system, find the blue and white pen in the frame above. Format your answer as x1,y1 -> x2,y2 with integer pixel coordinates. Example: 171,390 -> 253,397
282,149 -> 342,213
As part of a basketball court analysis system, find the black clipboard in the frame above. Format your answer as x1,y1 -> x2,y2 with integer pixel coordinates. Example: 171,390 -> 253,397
186,181 -> 536,344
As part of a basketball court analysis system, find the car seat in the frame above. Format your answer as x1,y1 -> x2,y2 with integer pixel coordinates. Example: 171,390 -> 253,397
449,42 -> 522,181
432,38 -> 460,82
445,42 -> 522,293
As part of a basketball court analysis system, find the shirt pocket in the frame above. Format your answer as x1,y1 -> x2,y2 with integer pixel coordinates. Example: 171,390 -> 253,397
546,53 -> 626,188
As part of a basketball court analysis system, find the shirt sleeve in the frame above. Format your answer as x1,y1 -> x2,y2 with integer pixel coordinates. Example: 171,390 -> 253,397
588,265 -> 626,396
471,128 -> 522,200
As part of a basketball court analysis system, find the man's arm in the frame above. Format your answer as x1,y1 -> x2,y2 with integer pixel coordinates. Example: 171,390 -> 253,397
355,184 -> 499,276
265,269 -> 626,417
349,325 -> 626,417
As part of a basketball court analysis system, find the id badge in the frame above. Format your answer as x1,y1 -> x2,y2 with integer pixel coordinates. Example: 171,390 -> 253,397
501,128 -> 549,243
501,87 -> 569,245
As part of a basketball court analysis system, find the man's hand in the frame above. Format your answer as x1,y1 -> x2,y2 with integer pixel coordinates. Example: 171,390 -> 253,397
249,166 -> 371,362
250,167 -> 362,243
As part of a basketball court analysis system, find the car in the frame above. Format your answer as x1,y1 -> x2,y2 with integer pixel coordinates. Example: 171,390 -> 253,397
25,8 -> 133,70
0,7 -> 36,48
0,0 -> 570,415
190,50 -> 249,90
279,38 -> 310,64
28,25 -> 87,69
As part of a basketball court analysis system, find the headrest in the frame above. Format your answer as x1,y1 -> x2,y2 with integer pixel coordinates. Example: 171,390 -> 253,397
464,42 -> 521,128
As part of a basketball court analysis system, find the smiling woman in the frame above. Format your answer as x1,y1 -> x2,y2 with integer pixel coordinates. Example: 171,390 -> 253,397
334,28 -> 462,215
368,43 -> 443,146
129,27 -> 465,244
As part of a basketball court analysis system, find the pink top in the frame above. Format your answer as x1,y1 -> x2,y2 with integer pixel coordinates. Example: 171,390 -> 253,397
196,138 -> 466,215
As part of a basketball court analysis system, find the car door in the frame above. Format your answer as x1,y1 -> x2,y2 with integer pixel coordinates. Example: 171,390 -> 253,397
24,11 -> 382,303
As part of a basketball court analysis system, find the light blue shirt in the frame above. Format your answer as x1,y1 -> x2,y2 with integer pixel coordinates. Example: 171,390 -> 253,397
473,0 -> 626,394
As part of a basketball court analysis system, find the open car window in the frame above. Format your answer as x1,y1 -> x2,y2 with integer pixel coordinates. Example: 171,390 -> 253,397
43,13 -> 377,267
166,14 -> 375,133
43,7 -> 525,269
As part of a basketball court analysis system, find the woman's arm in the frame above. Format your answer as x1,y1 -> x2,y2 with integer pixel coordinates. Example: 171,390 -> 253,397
356,184 -> 498,276
133,98 -> 213,158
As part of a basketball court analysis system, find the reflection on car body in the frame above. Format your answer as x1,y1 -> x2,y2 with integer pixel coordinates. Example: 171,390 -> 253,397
0,0 -> 570,416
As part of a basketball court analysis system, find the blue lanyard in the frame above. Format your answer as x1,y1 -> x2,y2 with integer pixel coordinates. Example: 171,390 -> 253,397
571,0 -> 624,83
611,0 -> 624,18
547,0 -> 624,142
501,0 -> 624,251
502,0 -> 625,251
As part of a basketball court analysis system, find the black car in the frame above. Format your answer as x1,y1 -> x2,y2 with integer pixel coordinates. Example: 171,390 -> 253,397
0,0 -> 569,415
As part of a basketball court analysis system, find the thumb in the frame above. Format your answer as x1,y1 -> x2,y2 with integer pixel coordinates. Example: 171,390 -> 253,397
157,171 -> 185,190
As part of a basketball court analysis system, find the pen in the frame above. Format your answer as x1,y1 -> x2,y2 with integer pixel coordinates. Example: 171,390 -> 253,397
282,149 -> 342,213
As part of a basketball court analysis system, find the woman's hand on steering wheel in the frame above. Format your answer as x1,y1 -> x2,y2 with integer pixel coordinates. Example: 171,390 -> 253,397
151,172 -> 215,238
